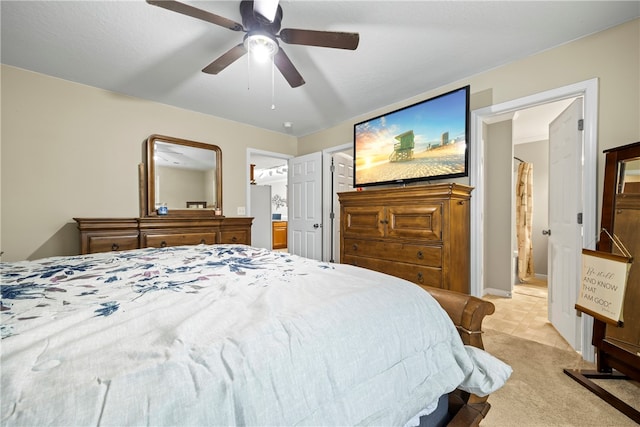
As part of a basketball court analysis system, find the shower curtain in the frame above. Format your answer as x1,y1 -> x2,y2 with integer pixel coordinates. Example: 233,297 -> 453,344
516,162 -> 535,282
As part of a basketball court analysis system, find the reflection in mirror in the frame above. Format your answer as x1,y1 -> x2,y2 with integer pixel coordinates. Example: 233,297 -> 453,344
617,158 -> 640,194
146,135 -> 222,216
154,142 -> 216,209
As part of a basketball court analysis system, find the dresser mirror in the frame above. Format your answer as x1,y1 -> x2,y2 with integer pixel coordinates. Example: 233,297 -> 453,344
145,134 -> 222,217
616,158 -> 640,194
605,151 -> 640,354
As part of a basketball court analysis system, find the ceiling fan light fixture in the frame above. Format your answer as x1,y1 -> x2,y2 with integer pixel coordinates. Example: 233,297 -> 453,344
244,32 -> 279,63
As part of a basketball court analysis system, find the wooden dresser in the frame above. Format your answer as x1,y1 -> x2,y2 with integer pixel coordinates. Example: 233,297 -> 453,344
339,183 -> 472,294
75,216 -> 253,255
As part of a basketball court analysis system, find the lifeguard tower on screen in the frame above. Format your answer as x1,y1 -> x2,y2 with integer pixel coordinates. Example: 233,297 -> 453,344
389,130 -> 415,162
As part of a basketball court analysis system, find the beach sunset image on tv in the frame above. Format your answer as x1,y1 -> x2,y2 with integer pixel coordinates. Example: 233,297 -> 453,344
354,86 -> 469,187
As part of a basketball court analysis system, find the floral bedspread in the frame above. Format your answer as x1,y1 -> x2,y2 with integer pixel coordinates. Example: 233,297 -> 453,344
1,245 -> 313,340
1,244 -> 509,426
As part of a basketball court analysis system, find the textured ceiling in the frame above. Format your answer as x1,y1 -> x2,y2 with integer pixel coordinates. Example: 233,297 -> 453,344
2,1 -> 638,137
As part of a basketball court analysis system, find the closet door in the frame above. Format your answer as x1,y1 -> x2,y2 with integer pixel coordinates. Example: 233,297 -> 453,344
288,152 -> 322,260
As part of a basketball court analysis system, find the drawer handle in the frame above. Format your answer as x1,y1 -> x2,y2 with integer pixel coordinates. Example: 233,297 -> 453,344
379,219 -> 389,224
160,241 -> 167,248
458,200 -> 465,205
231,236 -> 238,242
417,250 -> 423,259
417,272 -> 424,283
200,239 -> 206,244
111,243 -> 120,251
352,244 -> 358,251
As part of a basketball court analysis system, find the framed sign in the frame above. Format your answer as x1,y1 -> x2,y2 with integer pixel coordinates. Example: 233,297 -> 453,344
576,249 -> 632,325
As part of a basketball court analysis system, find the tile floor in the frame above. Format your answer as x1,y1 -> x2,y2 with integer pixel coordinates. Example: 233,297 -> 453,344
482,279 -> 574,351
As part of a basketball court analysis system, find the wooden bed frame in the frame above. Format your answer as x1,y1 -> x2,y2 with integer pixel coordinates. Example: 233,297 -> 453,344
423,287 -> 496,427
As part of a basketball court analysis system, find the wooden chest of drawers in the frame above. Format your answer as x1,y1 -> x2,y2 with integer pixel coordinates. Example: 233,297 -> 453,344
339,184 -> 472,294
75,217 -> 253,254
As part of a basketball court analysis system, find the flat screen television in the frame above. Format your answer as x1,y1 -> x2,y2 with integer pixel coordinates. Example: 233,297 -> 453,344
353,85 -> 470,188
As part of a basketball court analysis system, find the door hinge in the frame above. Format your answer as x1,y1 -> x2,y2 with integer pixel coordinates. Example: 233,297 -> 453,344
330,162 -> 335,173
577,212 -> 583,224
578,119 -> 584,131
329,212 -> 335,220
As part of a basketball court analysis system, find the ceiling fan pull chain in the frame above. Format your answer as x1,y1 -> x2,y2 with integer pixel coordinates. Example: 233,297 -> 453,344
247,48 -> 251,91
271,59 -> 276,110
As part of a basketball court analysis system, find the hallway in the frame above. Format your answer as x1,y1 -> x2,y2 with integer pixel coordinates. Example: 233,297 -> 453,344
482,279 -> 573,352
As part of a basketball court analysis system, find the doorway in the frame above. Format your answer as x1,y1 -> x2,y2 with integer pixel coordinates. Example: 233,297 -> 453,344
248,145 -> 353,261
288,145 -> 353,262
483,98 -> 578,351
470,78 -> 598,362
511,99 -> 576,284
247,149 -> 292,251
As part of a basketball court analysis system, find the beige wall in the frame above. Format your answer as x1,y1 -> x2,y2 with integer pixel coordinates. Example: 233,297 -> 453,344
1,66 -> 297,261
2,19 -> 639,262
484,120 -> 513,294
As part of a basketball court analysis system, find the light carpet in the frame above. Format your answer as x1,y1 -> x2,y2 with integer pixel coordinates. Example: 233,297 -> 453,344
480,328 -> 639,426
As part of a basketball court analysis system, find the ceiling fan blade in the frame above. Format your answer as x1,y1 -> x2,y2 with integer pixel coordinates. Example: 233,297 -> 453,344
202,44 -> 247,74
274,49 -> 305,88
147,0 -> 244,31
279,28 -> 359,50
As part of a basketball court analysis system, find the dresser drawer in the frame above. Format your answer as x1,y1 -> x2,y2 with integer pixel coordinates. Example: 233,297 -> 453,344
220,229 -> 249,244
387,204 -> 442,241
343,238 -> 442,268
342,206 -> 385,238
344,255 -> 443,288
86,234 -> 139,254
143,232 -> 218,248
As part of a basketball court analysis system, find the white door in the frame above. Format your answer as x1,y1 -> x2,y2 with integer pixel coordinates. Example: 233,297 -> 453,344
288,152 -> 323,260
331,152 -> 353,262
548,98 -> 583,351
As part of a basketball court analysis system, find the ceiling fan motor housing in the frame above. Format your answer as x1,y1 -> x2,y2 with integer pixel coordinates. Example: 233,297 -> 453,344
240,0 -> 283,33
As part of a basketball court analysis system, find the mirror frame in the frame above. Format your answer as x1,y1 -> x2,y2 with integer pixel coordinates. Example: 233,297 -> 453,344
145,134 -> 222,217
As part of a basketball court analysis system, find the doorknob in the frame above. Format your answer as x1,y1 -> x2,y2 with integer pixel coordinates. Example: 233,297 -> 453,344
542,229 -> 551,236
313,223 -> 320,229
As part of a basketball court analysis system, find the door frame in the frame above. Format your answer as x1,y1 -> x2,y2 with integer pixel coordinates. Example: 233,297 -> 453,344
470,78 -> 598,361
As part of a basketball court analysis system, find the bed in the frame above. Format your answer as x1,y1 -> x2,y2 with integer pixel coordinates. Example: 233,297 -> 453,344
1,244 -> 510,426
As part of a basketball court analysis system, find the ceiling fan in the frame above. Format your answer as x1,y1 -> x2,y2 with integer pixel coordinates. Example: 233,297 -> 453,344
147,0 -> 360,88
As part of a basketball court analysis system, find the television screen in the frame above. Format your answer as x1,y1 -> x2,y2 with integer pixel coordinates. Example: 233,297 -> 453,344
353,85 -> 470,188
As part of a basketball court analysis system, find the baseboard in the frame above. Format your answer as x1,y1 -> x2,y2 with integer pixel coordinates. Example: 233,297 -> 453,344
482,288 -> 512,298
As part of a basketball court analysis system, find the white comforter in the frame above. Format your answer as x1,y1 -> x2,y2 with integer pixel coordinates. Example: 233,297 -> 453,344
1,245 -> 509,426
